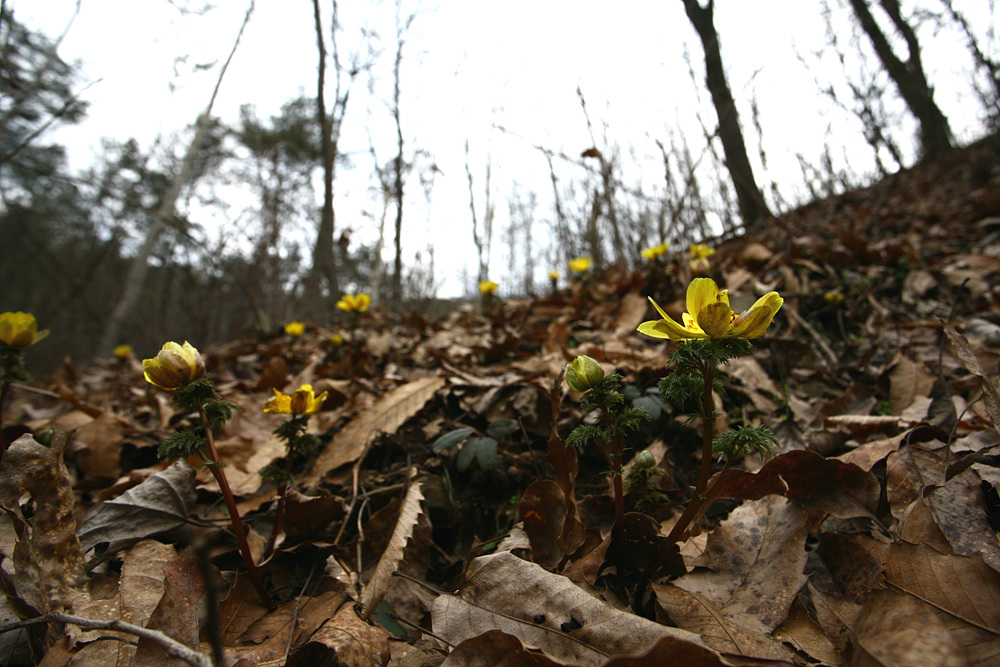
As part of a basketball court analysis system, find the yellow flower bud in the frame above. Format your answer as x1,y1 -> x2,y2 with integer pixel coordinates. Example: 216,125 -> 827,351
142,341 -> 206,391
113,344 -> 134,359
479,280 -> 498,296
0,311 -> 49,347
824,290 -> 845,304
548,271 -> 560,281
566,355 -> 605,392
568,257 -> 592,273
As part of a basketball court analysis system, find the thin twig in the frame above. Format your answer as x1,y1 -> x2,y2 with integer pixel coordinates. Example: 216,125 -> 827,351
0,613 -> 213,667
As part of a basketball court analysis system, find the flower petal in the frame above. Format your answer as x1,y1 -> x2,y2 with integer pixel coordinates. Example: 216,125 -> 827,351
698,301 -> 734,338
638,317 -> 704,340
686,278 -> 721,323
729,292 -> 784,339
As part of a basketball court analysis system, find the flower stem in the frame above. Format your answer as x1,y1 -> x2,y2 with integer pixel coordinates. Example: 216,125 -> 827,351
262,456 -> 295,560
660,364 -> 717,559
0,381 -> 9,455
197,407 -> 273,609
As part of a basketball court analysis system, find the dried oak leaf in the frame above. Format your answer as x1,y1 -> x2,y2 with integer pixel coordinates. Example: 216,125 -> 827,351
305,376 -> 445,487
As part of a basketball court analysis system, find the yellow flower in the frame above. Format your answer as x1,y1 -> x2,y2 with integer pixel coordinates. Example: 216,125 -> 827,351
263,384 -> 329,415
284,321 -> 306,337
641,242 -> 669,260
0,312 -> 49,347
142,341 -> 206,390
336,293 -> 371,313
690,257 -> 711,274
479,280 -> 499,296
329,333 -> 344,347
638,278 -> 783,340
548,271 -> 560,281
568,257 -> 591,272
824,290 -> 845,304
690,243 -> 715,259
565,355 -> 605,392
113,344 -> 134,359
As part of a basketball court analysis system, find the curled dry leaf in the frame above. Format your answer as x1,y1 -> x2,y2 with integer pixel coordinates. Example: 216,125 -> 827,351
0,433 -> 89,615
943,321 -> 1000,434
431,551 -> 709,666
77,460 -> 197,553
358,481 -> 425,620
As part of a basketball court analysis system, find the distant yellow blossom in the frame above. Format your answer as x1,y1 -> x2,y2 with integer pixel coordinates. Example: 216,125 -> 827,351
284,321 -> 306,337
113,344 -> 134,359
479,280 -> 498,296
638,278 -> 783,340
337,293 -> 371,313
641,242 -> 669,260
329,333 -> 344,347
690,243 -> 715,259
824,290 -> 845,304
263,384 -> 328,415
0,312 -> 48,347
568,257 -> 591,272
142,341 -> 206,391
548,271 -> 560,281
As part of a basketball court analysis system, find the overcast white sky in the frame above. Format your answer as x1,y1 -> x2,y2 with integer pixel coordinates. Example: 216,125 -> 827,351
13,0 -> 996,297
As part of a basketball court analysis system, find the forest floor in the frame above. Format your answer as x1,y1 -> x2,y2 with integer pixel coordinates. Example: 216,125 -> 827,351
2,133 -> 1000,666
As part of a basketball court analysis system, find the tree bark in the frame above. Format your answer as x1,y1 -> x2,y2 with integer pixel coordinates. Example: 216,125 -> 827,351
305,0 -> 340,315
847,0 -> 953,158
391,15 -> 405,303
99,3 -> 254,355
681,0 -> 772,228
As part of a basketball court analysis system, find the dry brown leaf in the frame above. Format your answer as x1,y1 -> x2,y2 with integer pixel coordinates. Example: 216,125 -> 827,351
431,551 -> 709,666
0,433 -> 90,617
771,598 -> 843,666
132,549 -> 207,666
77,461 -> 197,554
944,321 -> 1000,434
286,603 -> 390,667
71,410 -> 125,481
116,540 -> 177,667
884,543 -> 1000,665
675,495 -> 821,635
305,376 -> 445,487
612,293 -> 649,340
652,582 -> 793,660
711,449 -> 881,520
851,589 -> 967,666
886,352 -> 936,415
440,629 -> 568,666
519,480 -> 570,569
358,480 -> 424,620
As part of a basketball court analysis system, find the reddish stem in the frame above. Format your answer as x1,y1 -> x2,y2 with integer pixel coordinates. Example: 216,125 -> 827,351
262,455 -> 295,560
199,407 -> 273,609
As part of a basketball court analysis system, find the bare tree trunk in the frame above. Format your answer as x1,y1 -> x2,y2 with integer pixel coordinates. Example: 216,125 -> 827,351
465,140 -> 495,284
100,2 -> 254,355
390,7 -> 407,303
304,0 -> 340,315
847,0 -> 953,158
681,0 -> 772,228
